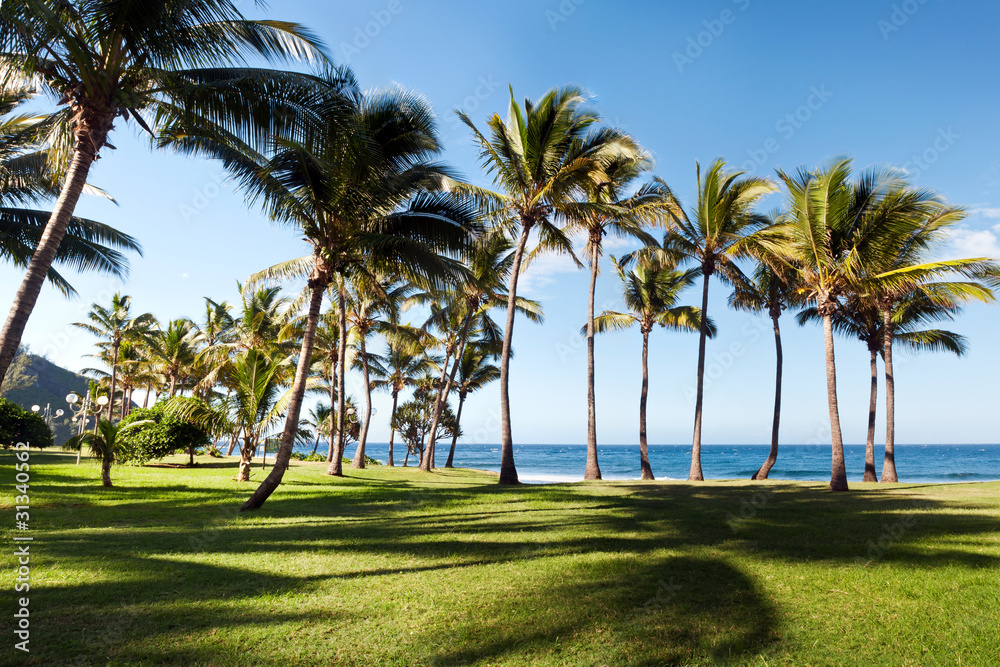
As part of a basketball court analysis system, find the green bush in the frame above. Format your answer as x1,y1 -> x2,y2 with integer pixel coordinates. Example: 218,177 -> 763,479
0,398 -> 53,449
117,402 -> 210,465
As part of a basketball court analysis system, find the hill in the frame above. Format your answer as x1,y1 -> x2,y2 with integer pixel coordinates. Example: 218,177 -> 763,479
1,350 -> 91,444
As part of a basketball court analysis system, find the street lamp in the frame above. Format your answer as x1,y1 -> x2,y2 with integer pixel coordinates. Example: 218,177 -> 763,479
67,393 -> 92,464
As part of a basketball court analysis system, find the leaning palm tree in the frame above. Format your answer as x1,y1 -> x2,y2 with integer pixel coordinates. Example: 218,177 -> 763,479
728,257 -> 797,480
184,71 -> 478,509
565,154 -> 678,480
73,294 -> 157,421
593,253 -> 712,480
0,0 -> 330,386
0,88 -> 141,297
661,159 -> 776,481
444,344 -> 501,469
456,85 -> 638,484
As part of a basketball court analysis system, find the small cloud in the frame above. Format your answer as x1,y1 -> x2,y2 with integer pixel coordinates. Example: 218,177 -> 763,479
180,272 -> 191,279
970,206 -> 1000,219
945,227 -> 1000,260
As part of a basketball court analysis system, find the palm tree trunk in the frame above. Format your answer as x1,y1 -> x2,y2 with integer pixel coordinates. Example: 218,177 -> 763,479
238,435 -> 253,482
108,341 -> 121,421
823,310 -> 849,492
753,312 -> 783,480
327,280 -> 348,477
242,280 -> 326,511
689,269 -> 711,481
864,348 -> 879,482
420,343 -> 454,472
168,373 -> 178,398
142,383 -> 152,409
310,431 -> 321,456
498,222 -> 532,484
445,391 -> 467,469
387,391 -> 399,466
101,456 -> 113,488
425,306 -> 477,471
351,336 -> 373,469
226,428 -> 239,456
639,330 -> 653,481
326,355 -> 337,463
881,310 -> 898,483
584,244 -> 602,480
0,147 -> 100,385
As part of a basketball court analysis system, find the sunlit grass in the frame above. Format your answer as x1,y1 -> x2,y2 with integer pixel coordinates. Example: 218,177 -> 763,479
1,450 -> 997,666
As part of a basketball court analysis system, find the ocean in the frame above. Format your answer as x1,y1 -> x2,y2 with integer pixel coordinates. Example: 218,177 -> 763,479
290,442 -> 1000,484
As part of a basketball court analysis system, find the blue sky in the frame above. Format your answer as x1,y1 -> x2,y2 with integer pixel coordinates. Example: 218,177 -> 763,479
4,0 -> 999,446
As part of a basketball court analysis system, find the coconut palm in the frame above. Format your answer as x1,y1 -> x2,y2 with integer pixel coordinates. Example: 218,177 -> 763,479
593,253 -> 713,480
456,85 -> 638,484
1,89 -> 142,298
151,319 -> 200,398
371,338 -> 431,467
66,417 -> 150,487
305,403 -> 331,456
0,0 -> 329,385
444,345 -> 501,469
799,289 -> 972,481
728,258 -> 797,480
566,154 -> 678,479
412,228 -> 542,472
660,160 -> 776,481
73,294 -> 157,421
309,308 -> 344,466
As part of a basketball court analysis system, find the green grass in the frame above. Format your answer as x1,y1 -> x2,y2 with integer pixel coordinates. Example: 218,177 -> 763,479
2,450 -> 998,666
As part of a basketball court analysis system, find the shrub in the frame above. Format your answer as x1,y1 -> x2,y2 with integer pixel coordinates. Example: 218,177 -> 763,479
0,398 -> 53,449
117,402 -> 210,465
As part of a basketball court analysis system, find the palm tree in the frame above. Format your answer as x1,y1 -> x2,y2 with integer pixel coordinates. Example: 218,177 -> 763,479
1,89 -> 142,298
728,259 -> 797,480
310,308 -> 343,466
371,339 -> 431,466
195,73 -> 478,509
169,349 -> 299,481
768,159 -> 907,491
305,404 -> 331,456
0,0 -> 329,386
662,160 -> 776,481
66,417 -> 150,487
562,154 -> 677,479
456,85 -> 638,484
73,294 -> 157,421
594,253 -> 712,480
444,345 -> 500,469
799,289 -> 972,481
151,319 -> 200,398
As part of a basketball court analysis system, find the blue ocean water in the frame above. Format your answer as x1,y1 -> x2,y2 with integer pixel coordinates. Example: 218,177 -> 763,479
290,441 -> 1000,484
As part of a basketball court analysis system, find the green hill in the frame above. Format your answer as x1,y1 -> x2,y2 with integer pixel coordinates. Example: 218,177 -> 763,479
1,351 -> 91,444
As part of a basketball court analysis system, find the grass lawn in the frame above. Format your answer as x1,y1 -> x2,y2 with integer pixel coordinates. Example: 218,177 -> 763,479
1,450 -> 998,666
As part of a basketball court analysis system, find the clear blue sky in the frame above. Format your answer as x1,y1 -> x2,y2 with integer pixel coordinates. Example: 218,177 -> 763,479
4,0 -> 998,445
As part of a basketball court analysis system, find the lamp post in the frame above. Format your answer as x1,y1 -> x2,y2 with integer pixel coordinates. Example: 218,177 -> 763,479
67,393 -> 94,464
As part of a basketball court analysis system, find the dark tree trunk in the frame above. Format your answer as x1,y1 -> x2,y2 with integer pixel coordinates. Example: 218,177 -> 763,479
108,341 -> 120,421
881,310 -> 899,483
497,222 -> 532,484
101,455 -> 113,488
689,269 -> 711,481
584,243 -> 601,480
326,355 -> 337,463
351,336 -> 373,469
822,309 -> 849,492
420,343 -> 454,472
753,311 -> 783,480
0,145 -> 101,386
327,281 -> 348,477
864,348 -> 879,482
237,436 -> 253,482
387,390 -> 399,466
242,278 -> 326,511
424,303 -> 477,471
639,329 -> 653,480
142,383 -> 152,409
310,431 -> 321,456
445,390 -> 467,469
